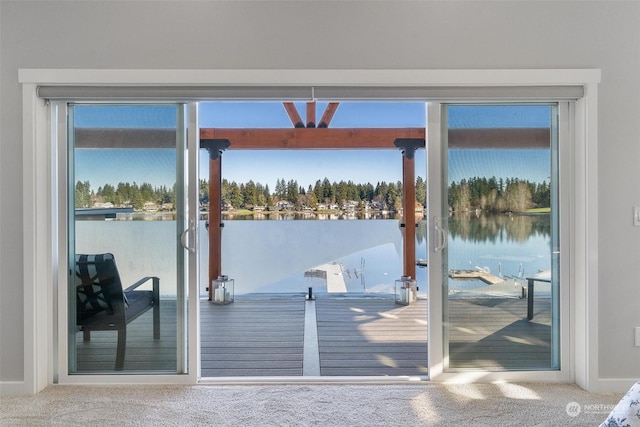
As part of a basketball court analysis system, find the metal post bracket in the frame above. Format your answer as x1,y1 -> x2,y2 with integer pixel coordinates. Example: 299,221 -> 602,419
394,138 -> 425,159
201,138 -> 231,159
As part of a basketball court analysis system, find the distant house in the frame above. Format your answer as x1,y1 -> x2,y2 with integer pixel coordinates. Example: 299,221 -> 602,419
276,200 -> 294,210
343,200 -> 358,212
143,202 -> 159,212
93,202 -> 114,209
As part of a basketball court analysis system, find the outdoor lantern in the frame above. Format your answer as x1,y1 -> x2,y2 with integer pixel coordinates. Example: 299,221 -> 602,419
395,275 -> 417,305
212,275 -> 234,305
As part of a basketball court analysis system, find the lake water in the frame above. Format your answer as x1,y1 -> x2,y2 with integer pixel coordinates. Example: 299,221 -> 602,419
76,214 -> 550,298
216,218 -> 411,296
215,213 -> 550,296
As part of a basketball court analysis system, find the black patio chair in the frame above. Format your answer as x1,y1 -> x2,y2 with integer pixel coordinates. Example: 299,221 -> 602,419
75,253 -> 160,370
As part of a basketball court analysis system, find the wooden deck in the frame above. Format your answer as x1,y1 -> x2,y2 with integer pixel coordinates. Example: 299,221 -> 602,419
201,295 -> 305,377
74,294 -> 554,375
75,300 -> 178,372
315,297 -> 428,376
448,298 -> 552,370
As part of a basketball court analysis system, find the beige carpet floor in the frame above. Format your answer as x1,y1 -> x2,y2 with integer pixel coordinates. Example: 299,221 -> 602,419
0,382 -> 624,426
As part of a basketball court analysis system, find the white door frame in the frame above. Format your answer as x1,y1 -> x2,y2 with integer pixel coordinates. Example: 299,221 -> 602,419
18,68 -> 600,393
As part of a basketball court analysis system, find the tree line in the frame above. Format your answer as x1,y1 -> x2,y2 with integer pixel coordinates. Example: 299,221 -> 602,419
75,177 -> 428,211
213,177 -> 428,211
449,176 -> 550,213
75,175 -> 549,213
75,180 -> 176,209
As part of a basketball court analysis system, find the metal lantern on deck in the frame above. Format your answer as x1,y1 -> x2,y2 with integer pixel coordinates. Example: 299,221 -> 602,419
212,275 -> 234,305
395,275 -> 417,305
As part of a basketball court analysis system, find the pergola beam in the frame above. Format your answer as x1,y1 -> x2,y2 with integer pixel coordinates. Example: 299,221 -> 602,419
72,127 -> 551,149
318,102 -> 340,128
306,102 -> 316,128
282,102 -> 305,128
200,128 -> 426,149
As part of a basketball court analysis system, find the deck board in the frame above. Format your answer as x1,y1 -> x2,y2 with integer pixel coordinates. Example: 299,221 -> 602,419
315,297 -> 428,376
200,296 -> 306,377
448,297 -> 552,369
74,300 -> 178,372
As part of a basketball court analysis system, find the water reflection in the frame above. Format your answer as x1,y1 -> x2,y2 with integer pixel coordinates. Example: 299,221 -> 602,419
446,213 -> 551,292
448,212 -> 550,243
222,212 -> 401,221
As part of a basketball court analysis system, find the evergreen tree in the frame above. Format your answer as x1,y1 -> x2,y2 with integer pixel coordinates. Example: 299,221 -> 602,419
244,180 -> 258,208
275,178 -> 286,199
385,182 -> 399,208
335,180 -> 348,204
321,177 -> 333,203
100,183 -> 116,204
115,182 -> 130,206
415,176 -> 426,206
75,180 -> 92,208
228,182 -> 242,209
306,190 -> 318,209
346,180 -> 359,201
140,182 -> 154,203
313,180 -> 323,204
286,179 -> 299,203
264,184 -> 273,208
199,179 -> 209,204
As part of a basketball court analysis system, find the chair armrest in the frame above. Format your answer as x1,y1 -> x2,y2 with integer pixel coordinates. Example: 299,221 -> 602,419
125,276 -> 160,302
124,276 -> 159,292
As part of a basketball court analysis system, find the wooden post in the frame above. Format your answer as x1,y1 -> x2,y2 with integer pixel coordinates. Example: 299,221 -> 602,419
209,156 -> 222,301
403,154 -> 416,280
201,139 -> 230,301
394,138 -> 425,281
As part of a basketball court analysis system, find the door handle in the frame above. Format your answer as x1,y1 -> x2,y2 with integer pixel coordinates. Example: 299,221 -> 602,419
434,216 -> 448,252
180,219 -> 196,253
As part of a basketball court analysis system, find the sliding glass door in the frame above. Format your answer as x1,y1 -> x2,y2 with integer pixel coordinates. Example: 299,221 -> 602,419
432,104 -> 561,371
66,104 -> 195,374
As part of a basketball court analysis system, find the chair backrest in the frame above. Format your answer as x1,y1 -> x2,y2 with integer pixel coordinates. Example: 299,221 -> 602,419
74,253 -> 127,323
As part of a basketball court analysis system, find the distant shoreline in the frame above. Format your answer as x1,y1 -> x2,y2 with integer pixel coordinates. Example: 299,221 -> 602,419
76,207 -> 548,221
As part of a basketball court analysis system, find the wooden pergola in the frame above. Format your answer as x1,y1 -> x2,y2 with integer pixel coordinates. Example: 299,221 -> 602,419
200,102 -> 425,301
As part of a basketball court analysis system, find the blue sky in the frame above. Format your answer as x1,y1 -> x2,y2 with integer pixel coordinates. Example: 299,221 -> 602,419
73,103 -> 552,190
199,102 -> 425,189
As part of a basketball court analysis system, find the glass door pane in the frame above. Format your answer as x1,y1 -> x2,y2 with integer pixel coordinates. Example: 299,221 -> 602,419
442,104 -> 559,371
68,104 -> 188,373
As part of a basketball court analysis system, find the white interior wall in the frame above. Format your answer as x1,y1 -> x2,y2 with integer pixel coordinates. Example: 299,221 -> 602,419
2,0 -> 639,391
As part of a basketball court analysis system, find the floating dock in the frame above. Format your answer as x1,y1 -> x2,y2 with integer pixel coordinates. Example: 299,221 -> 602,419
449,269 -> 504,285
304,263 -> 348,293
